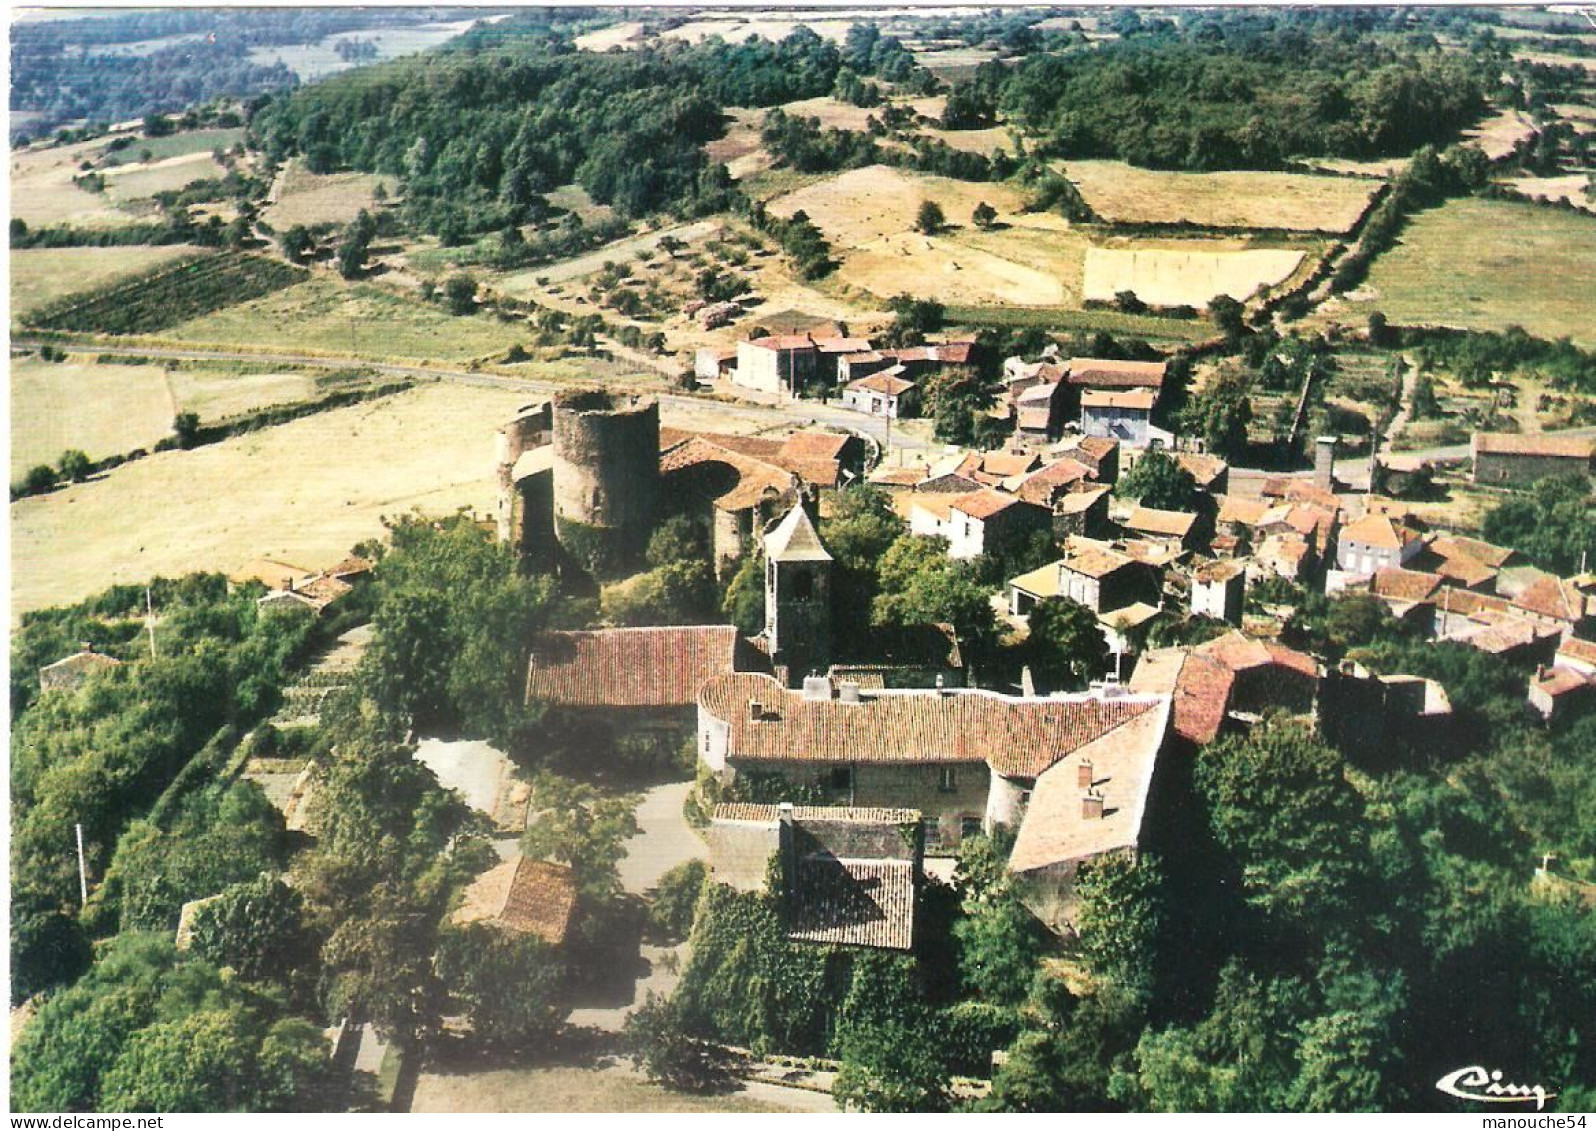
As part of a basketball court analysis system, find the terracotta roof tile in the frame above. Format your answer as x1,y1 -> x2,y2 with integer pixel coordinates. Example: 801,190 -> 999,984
1124,505 -> 1197,539
454,857 -> 577,946
660,435 -> 799,511
710,803 -> 922,824
1430,535 -> 1516,569
1474,432 -> 1594,458
749,334 -> 817,352
700,673 -> 1162,778
1174,452 -> 1228,488
1217,495 -> 1271,527
1514,575 -> 1585,622
1066,358 -> 1166,388
1371,568 -> 1444,604
789,857 -> 916,950
1342,513 -> 1420,550
954,489 -> 1037,521
526,626 -> 742,708
1557,637 -> 1596,667
1081,390 -> 1156,410
849,371 -> 917,396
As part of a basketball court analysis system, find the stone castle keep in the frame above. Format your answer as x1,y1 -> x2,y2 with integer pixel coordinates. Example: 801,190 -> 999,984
498,389 -> 662,575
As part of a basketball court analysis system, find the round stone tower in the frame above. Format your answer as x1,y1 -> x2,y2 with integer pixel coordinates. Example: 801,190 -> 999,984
552,388 -> 660,575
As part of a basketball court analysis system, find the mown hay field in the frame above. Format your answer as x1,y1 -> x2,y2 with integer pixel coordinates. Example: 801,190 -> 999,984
1062,160 -> 1380,233
165,367 -> 322,423
1463,108 -> 1538,161
264,158 -> 399,229
98,127 -> 244,166
163,278 -> 530,361
1356,197 -> 1596,346
9,357 -> 175,478
10,245 -> 198,319
1083,246 -> 1306,307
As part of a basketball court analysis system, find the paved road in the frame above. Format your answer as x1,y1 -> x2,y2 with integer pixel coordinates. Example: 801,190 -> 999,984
412,737 -> 511,818
617,780 -> 702,896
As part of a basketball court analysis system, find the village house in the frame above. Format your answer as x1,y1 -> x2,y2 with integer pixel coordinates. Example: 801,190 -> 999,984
909,488 -> 1053,561
696,671 -> 1169,862
694,346 -> 738,383
1320,661 -> 1454,765
1014,381 -> 1069,444
39,645 -> 123,694
1128,632 -> 1320,751
842,368 -> 919,418
1066,357 -> 1167,402
735,334 -> 819,396
1121,504 -> 1201,552
1336,512 -> 1426,574
1366,567 -> 1447,632
1528,665 -> 1596,721
1472,432 -> 1594,488
1008,538 -> 1163,618
835,350 -> 895,386
812,336 -> 876,385
1191,559 -> 1247,625
1050,434 -> 1121,484
1174,451 -> 1230,495
1250,532 -> 1316,584
1080,389 -> 1156,448
257,572 -> 354,618
525,624 -> 758,736
705,803 -> 923,950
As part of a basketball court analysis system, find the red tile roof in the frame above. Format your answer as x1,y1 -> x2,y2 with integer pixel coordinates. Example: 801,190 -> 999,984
526,626 -> 743,708
1342,513 -> 1421,550
1080,390 -> 1156,410
788,857 -> 916,950
1195,631 -> 1319,680
1066,358 -> 1166,388
953,489 -> 1036,521
849,371 -> 917,396
1558,636 -> 1596,667
1474,432 -> 1594,458
1431,535 -> 1516,569
749,334 -> 817,352
453,857 -> 577,946
659,435 -> 799,511
700,673 -> 1162,778
1009,458 -> 1095,505
1514,575 -> 1586,623
1371,568 -> 1444,604
1124,505 -> 1197,539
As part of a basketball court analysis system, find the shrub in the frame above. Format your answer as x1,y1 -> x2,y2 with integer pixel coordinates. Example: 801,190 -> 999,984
648,859 -> 709,943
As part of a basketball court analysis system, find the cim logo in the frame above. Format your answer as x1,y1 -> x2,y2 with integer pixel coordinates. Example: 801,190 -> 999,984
1436,1066 -> 1557,1111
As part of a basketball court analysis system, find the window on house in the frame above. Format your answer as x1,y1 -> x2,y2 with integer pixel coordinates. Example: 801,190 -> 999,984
923,816 -> 940,842
960,816 -> 983,840
938,767 -> 957,793
830,766 -> 852,792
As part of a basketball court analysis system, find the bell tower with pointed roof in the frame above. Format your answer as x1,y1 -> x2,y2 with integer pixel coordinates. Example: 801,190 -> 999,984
764,502 -> 833,685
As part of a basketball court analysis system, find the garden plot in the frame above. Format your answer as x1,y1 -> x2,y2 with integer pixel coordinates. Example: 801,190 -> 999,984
1083,246 -> 1305,307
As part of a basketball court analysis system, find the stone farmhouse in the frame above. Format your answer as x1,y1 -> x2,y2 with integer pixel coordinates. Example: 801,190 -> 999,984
1472,432 -> 1594,488
908,488 -> 1053,560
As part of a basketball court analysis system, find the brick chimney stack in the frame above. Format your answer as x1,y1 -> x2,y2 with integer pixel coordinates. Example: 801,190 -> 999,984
1082,791 -> 1104,820
1077,760 -> 1093,789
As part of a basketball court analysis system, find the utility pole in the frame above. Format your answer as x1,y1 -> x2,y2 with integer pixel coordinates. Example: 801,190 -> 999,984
145,586 -> 157,658
75,823 -> 88,908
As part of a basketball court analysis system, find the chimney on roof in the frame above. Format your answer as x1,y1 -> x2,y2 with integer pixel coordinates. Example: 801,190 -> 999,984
1021,665 -> 1037,698
1082,791 -> 1104,820
1078,761 -> 1093,789
935,673 -> 945,691
837,681 -> 862,704
802,675 -> 833,701
748,700 -> 764,723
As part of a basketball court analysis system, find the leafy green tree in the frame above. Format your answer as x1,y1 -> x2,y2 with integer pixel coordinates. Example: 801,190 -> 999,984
627,992 -> 728,1093
9,890 -> 91,1005
720,550 -> 765,636
519,774 -> 639,899
1481,474 -> 1594,574
188,874 -> 312,986
601,559 -> 717,626
915,199 -> 946,235
1115,449 -> 1198,511
1195,720 -> 1370,928
872,534 -> 999,666
1208,295 -> 1246,341
173,411 -> 201,449
834,1018 -> 952,1112
1180,370 -> 1252,461
1074,853 -> 1164,1007
648,858 -> 708,942
443,273 -> 478,315
21,463 -> 57,493
434,922 -> 568,1046
645,514 -> 708,569
57,449 -> 92,483
1025,597 -> 1110,692
972,201 -> 998,229
822,484 -> 907,647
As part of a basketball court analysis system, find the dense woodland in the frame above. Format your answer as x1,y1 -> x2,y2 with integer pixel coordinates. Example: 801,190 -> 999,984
8,7 -> 499,139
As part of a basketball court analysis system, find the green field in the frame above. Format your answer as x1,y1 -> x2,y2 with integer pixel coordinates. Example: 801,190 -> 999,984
98,128 -> 245,167
164,278 -> 533,361
1360,198 -> 1596,346
10,245 -> 200,319
22,252 -> 307,335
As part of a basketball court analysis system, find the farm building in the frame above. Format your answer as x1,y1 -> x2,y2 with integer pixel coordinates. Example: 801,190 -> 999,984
453,856 -> 579,947
1336,512 -> 1426,575
39,645 -> 123,693
1191,559 -> 1246,625
735,334 -> 819,395
842,368 -> 918,418
694,346 -> 737,382
1472,432 -> 1594,487
1121,505 -> 1200,551
909,488 -> 1052,561
1081,390 -> 1156,448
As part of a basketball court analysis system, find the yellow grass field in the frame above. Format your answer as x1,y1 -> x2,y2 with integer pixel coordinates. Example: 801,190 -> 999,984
1463,108 -> 1538,161
1503,174 -> 1596,213
10,382 -> 527,616
10,245 -> 199,318
10,358 -> 175,478
1354,197 -> 1596,346
1062,160 -> 1380,233
574,20 -> 644,50
165,368 -> 320,422
768,165 -> 1078,305
264,158 -> 399,229
1083,246 -> 1305,306
10,380 -> 784,617
10,141 -> 141,229
777,96 -> 883,130
923,126 -> 1016,155
164,278 -> 529,362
